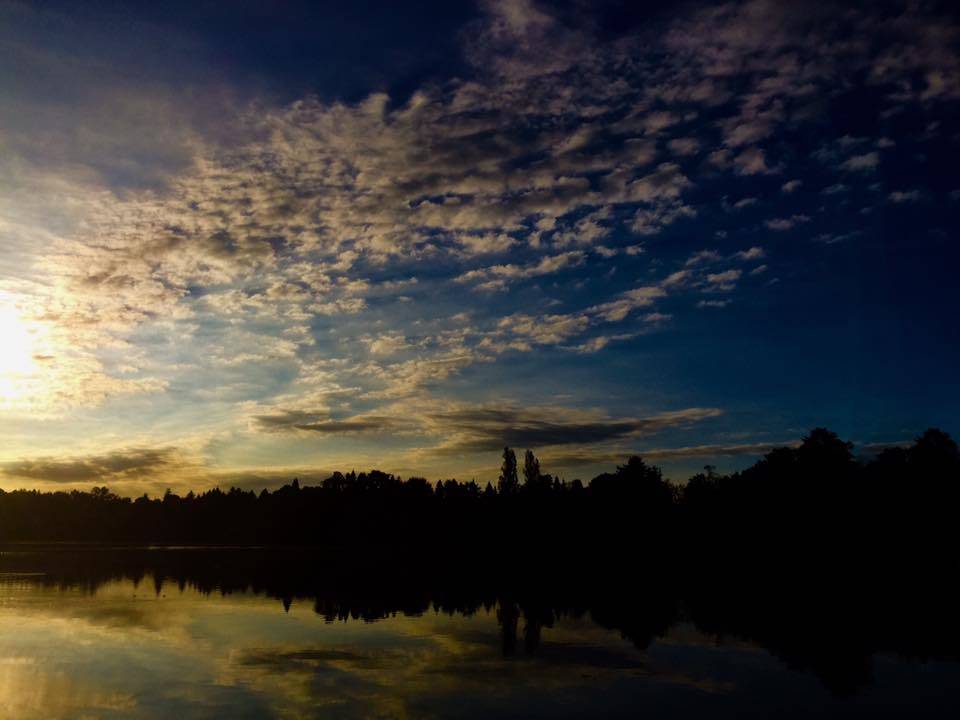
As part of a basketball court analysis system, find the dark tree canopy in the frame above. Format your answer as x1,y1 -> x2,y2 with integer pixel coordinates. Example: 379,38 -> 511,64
523,449 -> 541,486
498,447 -> 519,496
0,429 -> 955,569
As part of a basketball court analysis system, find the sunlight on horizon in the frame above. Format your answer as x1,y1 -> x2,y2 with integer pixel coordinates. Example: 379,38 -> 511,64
0,299 -> 46,406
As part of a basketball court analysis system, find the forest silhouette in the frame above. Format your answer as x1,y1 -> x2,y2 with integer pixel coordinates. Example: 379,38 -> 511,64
2,426 -> 959,695
1,427 -> 957,557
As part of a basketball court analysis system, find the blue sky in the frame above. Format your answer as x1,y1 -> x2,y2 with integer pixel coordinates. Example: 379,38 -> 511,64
0,0 -> 957,493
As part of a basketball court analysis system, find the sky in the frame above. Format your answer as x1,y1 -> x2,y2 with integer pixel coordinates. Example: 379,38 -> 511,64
0,0 -> 958,494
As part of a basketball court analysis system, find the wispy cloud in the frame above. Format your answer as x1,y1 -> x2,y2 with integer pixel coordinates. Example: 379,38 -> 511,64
422,405 -> 724,456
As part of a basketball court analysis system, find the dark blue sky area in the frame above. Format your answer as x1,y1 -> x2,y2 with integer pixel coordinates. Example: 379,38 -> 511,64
0,0 -> 957,489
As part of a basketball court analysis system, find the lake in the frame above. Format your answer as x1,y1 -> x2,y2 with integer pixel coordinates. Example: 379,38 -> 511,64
0,547 -> 958,719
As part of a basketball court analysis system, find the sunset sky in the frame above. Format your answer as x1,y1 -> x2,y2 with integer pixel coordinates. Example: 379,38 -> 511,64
1,0 -> 957,494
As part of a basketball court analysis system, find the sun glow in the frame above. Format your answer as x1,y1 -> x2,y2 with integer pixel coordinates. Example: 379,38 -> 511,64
0,301 -> 43,403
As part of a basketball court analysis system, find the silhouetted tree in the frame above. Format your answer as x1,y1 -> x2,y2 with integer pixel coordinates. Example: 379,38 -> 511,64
798,427 -> 854,472
522,449 -> 541,486
498,447 -> 519,495
910,428 -> 960,480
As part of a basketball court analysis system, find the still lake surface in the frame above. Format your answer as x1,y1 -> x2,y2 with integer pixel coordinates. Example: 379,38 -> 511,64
0,547 -> 958,719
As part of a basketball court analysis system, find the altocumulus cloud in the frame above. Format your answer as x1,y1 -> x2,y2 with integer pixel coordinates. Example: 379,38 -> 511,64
0,0 -> 956,485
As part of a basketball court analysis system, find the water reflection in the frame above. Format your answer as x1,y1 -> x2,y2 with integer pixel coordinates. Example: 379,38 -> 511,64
0,547 -> 958,719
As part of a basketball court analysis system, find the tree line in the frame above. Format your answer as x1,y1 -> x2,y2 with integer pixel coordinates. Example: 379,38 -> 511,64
0,427 -> 957,565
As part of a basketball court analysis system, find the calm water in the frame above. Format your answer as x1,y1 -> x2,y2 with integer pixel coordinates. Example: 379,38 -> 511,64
0,548 -> 958,719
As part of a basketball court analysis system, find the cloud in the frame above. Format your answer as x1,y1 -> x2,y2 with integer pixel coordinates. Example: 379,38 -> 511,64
253,409 -> 404,435
813,231 -> 859,245
2,0 -> 957,485
703,269 -> 742,292
733,147 -> 772,175
764,214 -> 811,231
570,333 -> 638,354
633,440 -> 795,461
252,410 -> 329,431
621,163 -> 693,204
734,247 -> 765,261
362,333 -> 410,357
456,251 -> 586,291
586,286 -> 667,322
888,190 -> 921,203
492,312 -> 592,347
841,152 -> 880,172
454,233 -> 517,256
424,405 -> 724,455
466,0 -> 590,79
2,448 -> 182,484
685,250 -> 722,267
286,417 -> 404,435
667,137 -> 700,156
542,440 -> 794,469
822,183 -> 848,195
8,1 -> 946,411
630,200 -> 696,236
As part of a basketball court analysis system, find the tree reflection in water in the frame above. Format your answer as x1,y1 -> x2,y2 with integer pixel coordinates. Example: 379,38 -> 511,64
2,544 -> 958,698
